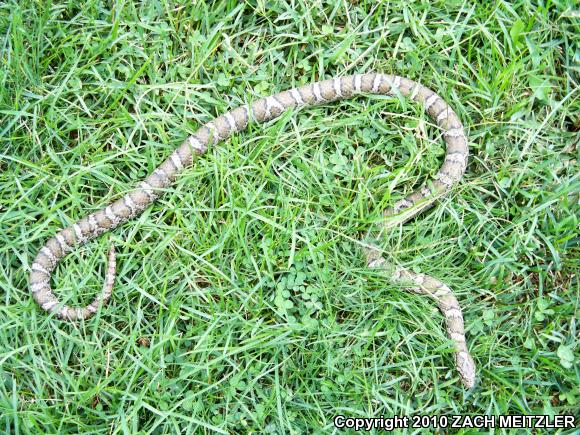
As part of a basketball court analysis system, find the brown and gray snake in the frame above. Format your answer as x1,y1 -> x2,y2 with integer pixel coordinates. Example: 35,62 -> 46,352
29,73 -> 476,388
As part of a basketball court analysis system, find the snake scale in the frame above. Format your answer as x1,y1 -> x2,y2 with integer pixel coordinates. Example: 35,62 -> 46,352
29,73 -> 476,388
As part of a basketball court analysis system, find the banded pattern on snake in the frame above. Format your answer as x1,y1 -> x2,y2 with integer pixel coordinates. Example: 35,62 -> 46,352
29,73 -> 476,388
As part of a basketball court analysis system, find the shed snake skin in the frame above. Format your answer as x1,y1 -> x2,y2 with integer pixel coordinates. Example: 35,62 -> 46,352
29,73 -> 476,388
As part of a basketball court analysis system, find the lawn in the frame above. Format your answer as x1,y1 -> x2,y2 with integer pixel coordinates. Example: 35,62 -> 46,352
1,0 -> 578,433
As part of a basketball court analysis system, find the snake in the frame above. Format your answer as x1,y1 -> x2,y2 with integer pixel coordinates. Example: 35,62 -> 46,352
29,73 -> 476,388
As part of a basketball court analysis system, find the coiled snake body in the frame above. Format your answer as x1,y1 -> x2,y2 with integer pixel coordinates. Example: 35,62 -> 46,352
29,73 -> 476,388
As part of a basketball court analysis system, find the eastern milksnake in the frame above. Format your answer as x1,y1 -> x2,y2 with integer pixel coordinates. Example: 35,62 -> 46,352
29,73 -> 476,388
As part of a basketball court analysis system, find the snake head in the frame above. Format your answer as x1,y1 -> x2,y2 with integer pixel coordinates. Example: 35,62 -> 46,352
456,351 -> 476,389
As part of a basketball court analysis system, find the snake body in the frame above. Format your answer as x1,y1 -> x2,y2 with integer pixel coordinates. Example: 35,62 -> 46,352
29,73 -> 476,388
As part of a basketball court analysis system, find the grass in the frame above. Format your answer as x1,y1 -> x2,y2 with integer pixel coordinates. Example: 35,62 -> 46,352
1,0 -> 578,433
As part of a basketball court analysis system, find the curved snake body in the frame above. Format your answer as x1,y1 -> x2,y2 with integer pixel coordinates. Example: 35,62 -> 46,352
29,73 -> 476,388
